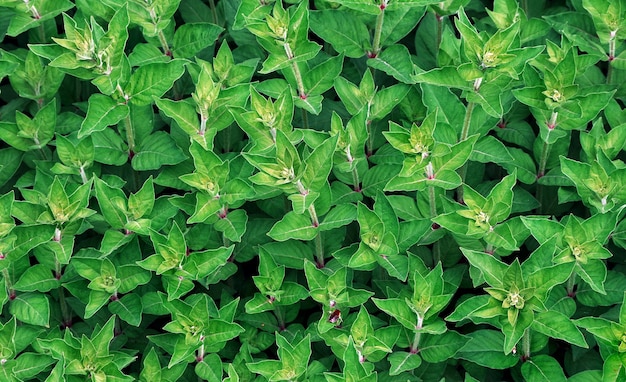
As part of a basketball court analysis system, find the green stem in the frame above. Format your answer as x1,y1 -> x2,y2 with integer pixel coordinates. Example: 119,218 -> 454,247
535,140 -> 551,214
456,102 -> 475,202
366,119 -> 374,156
196,343 -> 205,362
208,0 -> 219,25
351,166 -> 361,192
300,107 -> 309,130
429,186 -> 442,264
58,286 -> 71,328
274,305 -> 286,330
124,113 -> 136,157
537,140 -> 550,179
428,186 -> 437,218
538,111 -> 558,178
157,29 -> 171,57
410,314 -> 424,353
314,232 -> 324,268
485,243 -> 494,254
371,2 -> 386,57
308,204 -> 319,227
521,328 -> 531,360
566,273 -> 577,297
296,180 -> 319,227
435,12 -> 443,56
223,125 -> 232,153
2,269 -> 13,298
607,37 -> 616,85
79,166 -> 89,184
291,61 -> 306,98
521,0 -> 528,16
37,23 -> 46,43
199,116 -> 208,136
123,113 -> 140,191
460,101 -> 475,142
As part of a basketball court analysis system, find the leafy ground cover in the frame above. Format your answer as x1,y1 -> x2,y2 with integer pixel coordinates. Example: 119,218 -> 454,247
0,0 -> 626,380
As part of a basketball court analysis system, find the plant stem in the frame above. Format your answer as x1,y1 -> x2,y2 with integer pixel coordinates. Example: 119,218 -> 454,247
123,113 -> 140,191
196,343 -> 205,362
208,0 -> 219,25
274,305 -> 286,330
352,166 -> 361,192
429,186 -> 442,264
58,287 -> 71,328
37,23 -> 46,43
291,61 -> 306,99
410,314 -> 424,353
157,30 -> 171,57
537,112 -> 558,214
522,328 -> 531,360
295,180 -> 319,228
436,13 -> 443,56
521,0 -> 529,16
199,116 -> 208,136
308,204 -> 319,227
2,269 -> 13,299
124,114 -> 136,157
485,243 -> 494,254
410,331 -> 422,353
456,101 -> 476,202
566,273 -> 577,297
366,119 -> 374,156
79,166 -> 89,184
607,37 -> 616,85
371,2 -> 387,57
301,108 -> 309,130
314,232 -> 324,268
428,186 -> 437,218
460,102 -> 475,142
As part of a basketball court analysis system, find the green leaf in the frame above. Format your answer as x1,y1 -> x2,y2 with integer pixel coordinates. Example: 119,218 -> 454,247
470,135 -> 514,164
94,177 -> 127,229
109,293 -> 143,326
302,54 -> 343,95
126,60 -> 187,105
575,260 -> 607,295
154,98 -> 206,147
79,94 -> 130,138
462,248 -> 507,288
215,209 -> 248,242
388,352 -> 422,376
372,298 -> 416,330
309,10 -> 369,58
368,44 -> 417,84
420,331 -> 467,363
603,353 -> 626,382
456,330 -> 519,369
7,0 -> 74,36
371,83 -> 411,121
128,177 -> 155,219
172,23 -> 223,58
132,132 -> 187,170
380,7 -> 426,48
9,293 -> 50,327
162,273 -> 195,301
319,204 -> 357,232
520,355 -> 567,382
13,265 -> 60,293
13,353 -> 55,381
531,310 -> 588,348
268,211 -> 318,241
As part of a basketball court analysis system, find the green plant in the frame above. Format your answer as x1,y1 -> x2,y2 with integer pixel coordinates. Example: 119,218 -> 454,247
1,0 -> 626,380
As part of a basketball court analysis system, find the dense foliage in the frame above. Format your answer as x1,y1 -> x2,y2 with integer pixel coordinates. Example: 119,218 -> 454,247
0,0 -> 626,380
